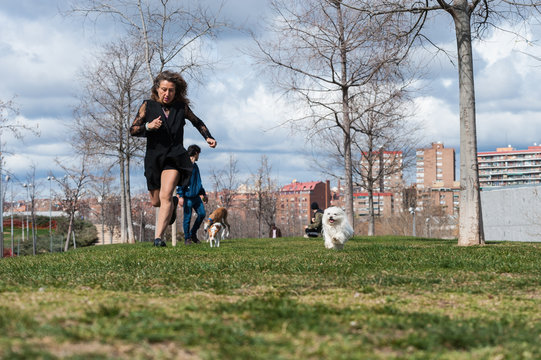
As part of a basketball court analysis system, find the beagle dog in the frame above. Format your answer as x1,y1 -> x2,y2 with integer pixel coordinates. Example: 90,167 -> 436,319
208,222 -> 229,247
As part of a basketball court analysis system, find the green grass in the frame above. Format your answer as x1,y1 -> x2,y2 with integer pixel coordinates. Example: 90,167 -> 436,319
0,236 -> 540,359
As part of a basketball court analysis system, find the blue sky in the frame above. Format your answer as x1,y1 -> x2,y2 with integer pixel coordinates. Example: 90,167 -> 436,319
1,1 -> 540,199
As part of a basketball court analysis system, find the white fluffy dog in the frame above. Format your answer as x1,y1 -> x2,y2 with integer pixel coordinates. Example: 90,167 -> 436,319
322,206 -> 354,250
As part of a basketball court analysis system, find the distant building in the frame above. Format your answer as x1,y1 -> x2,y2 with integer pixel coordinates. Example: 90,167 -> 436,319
478,145 -> 541,188
359,150 -> 404,212
353,192 -> 394,217
416,142 -> 455,189
276,180 -> 331,234
415,142 -> 459,215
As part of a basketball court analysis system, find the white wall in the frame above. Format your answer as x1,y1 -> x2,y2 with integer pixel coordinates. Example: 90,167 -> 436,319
481,185 -> 541,242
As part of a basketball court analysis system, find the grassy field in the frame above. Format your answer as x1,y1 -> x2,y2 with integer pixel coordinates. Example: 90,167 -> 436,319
0,236 -> 539,359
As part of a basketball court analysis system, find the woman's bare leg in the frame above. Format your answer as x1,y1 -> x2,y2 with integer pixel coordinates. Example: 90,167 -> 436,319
154,169 -> 180,239
149,189 -> 160,207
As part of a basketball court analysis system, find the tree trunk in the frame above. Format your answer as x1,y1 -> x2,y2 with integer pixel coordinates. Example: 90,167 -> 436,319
125,157 -> 135,243
452,3 -> 485,246
31,196 -> 37,256
119,154 -> 127,243
64,212 -> 75,252
338,2 -> 355,227
368,186 -> 375,236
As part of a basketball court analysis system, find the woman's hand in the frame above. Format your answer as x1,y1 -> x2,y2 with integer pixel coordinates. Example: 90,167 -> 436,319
147,116 -> 163,131
206,138 -> 217,148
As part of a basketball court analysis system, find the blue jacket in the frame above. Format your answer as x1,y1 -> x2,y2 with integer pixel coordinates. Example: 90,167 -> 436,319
177,162 -> 206,199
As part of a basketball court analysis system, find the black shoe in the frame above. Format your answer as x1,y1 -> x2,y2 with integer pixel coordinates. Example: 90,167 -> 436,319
169,196 -> 179,225
192,235 -> 200,244
154,238 -> 167,247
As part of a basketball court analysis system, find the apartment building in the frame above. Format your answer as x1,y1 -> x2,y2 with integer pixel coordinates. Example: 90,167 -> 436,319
416,142 -> 455,189
478,145 -> 541,188
276,180 -> 331,234
353,192 -> 394,217
359,150 -> 404,214
415,142 -> 459,215
360,150 -> 404,191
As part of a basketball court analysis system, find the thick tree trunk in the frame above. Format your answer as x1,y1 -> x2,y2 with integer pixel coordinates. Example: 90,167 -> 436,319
338,2 -> 355,227
453,3 -> 485,246
343,122 -> 355,226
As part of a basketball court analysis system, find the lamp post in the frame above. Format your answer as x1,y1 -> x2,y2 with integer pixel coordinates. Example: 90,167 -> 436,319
0,171 -> 3,258
6,176 -> 13,255
47,176 -> 54,252
23,183 -> 35,255
23,184 -> 28,252
0,141 -> 3,258
408,207 -> 420,237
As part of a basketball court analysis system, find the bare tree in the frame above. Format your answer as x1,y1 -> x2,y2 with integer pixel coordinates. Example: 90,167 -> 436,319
0,99 -> 39,257
318,78 -> 420,235
89,165 -> 117,245
251,156 -> 278,238
105,195 -> 122,244
351,84 -> 420,235
74,38 -> 146,243
66,0 -> 228,82
54,154 -> 93,252
209,154 -> 240,208
22,167 -> 39,256
346,1 -> 541,245
254,0 -> 414,227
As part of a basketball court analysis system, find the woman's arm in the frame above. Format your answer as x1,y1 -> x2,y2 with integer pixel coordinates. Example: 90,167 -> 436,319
185,105 -> 217,147
130,101 -> 148,137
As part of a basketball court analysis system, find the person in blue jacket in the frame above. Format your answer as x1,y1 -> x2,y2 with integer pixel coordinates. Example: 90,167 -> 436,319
177,144 -> 208,244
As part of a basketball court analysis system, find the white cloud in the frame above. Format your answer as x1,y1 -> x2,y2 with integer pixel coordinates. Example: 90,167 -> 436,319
414,96 -> 459,148
475,23 -> 532,67
477,111 -> 541,148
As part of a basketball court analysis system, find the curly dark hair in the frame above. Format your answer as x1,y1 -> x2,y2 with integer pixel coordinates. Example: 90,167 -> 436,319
150,70 -> 190,106
187,144 -> 201,157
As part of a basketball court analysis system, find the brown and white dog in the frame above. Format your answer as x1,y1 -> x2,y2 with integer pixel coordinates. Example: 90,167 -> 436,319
203,207 -> 231,236
208,222 -> 229,247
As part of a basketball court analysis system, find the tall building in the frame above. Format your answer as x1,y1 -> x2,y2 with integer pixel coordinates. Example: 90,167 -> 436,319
478,145 -> 541,188
359,150 -> 404,214
360,150 -> 404,192
416,142 -> 455,189
415,142 -> 459,215
276,180 -> 331,234
353,192 -> 394,217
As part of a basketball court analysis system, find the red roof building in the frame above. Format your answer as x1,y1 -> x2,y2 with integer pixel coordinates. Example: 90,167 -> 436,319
276,180 -> 331,236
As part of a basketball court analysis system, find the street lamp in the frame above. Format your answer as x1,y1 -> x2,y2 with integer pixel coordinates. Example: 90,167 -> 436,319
5,175 -> 13,256
0,173 -> 4,258
47,176 -> 54,253
22,183 -> 28,250
409,207 -> 420,237
23,183 -> 36,255
97,196 -> 105,245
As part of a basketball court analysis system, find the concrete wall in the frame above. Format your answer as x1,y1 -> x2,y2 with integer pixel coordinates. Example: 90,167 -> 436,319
481,185 -> 541,242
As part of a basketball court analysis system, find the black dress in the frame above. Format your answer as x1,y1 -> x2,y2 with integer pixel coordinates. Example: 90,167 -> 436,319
130,100 -> 214,191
